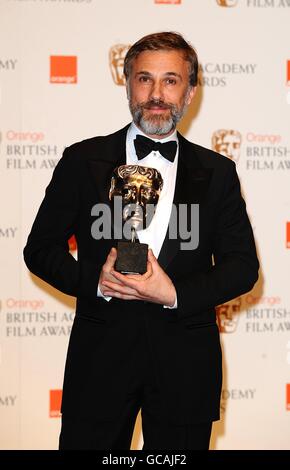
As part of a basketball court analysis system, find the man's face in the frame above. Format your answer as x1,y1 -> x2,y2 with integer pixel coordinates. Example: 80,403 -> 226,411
126,50 -> 196,138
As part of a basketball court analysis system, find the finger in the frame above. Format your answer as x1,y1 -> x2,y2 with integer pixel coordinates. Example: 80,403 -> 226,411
144,260 -> 153,278
103,247 -> 117,272
102,280 -> 139,296
122,273 -> 143,281
123,263 -> 153,281
148,248 -> 157,263
110,270 -> 141,290
148,249 -> 161,271
103,291 -> 143,301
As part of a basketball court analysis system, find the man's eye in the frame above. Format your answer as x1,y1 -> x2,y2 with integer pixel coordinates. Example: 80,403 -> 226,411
166,78 -> 176,85
139,76 -> 150,82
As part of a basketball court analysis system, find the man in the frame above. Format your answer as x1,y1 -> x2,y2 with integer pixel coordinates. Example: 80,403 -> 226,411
23,32 -> 259,450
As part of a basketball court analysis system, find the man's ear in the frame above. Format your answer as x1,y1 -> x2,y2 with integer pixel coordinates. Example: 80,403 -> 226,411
186,86 -> 197,106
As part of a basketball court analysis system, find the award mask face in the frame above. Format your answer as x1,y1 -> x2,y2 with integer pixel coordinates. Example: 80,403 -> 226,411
109,165 -> 163,232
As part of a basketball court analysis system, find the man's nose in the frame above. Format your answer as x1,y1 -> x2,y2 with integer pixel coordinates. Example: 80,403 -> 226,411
150,81 -> 163,101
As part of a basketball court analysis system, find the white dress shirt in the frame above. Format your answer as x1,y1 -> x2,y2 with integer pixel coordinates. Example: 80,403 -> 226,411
98,122 -> 179,308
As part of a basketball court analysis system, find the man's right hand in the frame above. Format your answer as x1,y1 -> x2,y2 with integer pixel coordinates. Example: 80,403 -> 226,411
98,247 -> 123,295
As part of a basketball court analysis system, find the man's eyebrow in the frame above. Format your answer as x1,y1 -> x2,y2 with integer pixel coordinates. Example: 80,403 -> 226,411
164,72 -> 182,80
135,71 -> 182,79
135,71 -> 152,77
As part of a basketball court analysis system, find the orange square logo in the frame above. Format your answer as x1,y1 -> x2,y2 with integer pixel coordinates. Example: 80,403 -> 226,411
287,222 -> 290,249
287,384 -> 290,410
155,0 -> 181,3
49,389 -> 62,418
50,56 -> 77,84
287,61 -> 290,86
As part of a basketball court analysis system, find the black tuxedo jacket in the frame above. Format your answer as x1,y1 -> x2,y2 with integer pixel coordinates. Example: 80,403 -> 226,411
23,124 -> 259,425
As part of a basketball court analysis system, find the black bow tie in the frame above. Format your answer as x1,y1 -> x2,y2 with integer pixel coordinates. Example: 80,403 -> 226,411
134,134 -> 177,163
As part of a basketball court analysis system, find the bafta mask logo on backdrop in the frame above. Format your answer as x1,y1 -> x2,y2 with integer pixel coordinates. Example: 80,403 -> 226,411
50,56 -> 77,84
216,0 -> 238,6
286,222 -> 290,249
49,390 -> 62,418
287,60 -> 290,86
154,0 -> 181,4
216,297 -> 242,333
109,44 -> 131,86
212,129 -> 242,162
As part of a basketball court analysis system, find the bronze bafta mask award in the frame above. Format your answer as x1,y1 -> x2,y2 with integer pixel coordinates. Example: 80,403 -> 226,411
109,165 -> 163,274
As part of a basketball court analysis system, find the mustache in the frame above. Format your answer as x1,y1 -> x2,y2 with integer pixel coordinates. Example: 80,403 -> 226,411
142,99 -> 173,110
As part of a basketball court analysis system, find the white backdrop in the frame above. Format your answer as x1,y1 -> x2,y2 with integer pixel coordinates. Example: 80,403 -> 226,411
0,0 -> 289,450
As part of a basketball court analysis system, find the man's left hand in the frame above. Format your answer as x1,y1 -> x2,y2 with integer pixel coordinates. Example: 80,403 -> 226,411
101,248 -> 176,307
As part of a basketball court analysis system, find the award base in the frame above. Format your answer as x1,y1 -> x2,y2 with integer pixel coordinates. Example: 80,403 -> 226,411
115,241 -> 148,274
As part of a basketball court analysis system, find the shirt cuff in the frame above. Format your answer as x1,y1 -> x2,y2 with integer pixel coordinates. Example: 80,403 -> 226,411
97,283 -> 112,302
163,295 -> 178,309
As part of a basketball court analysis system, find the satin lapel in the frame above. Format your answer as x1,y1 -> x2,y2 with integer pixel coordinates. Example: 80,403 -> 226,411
157,133 -> 213,271
87,125 -> 129,206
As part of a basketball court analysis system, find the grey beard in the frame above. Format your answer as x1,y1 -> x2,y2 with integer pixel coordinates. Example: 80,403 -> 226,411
137,111 -> 175,136
129,99 -> 188,136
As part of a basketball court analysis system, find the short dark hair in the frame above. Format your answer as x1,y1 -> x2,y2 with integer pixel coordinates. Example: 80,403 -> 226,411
123,31 -> 198,87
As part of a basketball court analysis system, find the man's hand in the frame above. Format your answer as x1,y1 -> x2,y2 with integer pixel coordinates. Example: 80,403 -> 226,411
98,247 -> 124,295
101,248 -> 176,307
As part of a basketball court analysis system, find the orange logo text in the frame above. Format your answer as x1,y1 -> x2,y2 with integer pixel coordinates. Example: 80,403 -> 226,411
50,56 -> 77,84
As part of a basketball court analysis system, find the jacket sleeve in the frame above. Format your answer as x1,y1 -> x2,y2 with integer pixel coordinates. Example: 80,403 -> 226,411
23,147 -> 101,301
174,161 -> 259,320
